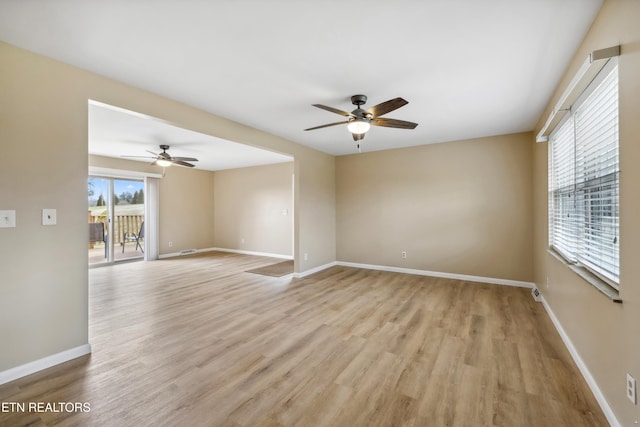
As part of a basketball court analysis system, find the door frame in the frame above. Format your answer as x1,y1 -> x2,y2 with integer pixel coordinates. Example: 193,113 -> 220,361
89,166 -> 162,266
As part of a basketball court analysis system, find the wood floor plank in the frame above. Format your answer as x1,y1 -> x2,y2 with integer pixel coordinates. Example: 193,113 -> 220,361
0,252 -> 608,426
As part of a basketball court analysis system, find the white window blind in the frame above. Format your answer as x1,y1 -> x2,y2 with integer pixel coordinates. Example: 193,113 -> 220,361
549,118 -> 577,260
548,62 -> 619,287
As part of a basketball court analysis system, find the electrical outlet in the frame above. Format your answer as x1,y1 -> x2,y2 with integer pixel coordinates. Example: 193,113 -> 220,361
627,373 -> 637,405
304,253 -> 308,261
169,241 -> 173,247
546,276 -> 550,288
401,251 -> 407,259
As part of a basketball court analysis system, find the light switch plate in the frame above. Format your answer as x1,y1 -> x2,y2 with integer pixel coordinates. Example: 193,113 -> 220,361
42,209 -> 57,226
0,210 -> 16,228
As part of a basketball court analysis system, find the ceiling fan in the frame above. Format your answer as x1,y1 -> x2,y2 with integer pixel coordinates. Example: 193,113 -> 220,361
122,144 -> 198,168
304,94 -> 418,149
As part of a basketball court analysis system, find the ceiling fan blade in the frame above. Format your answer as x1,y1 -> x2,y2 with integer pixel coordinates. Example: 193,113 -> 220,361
366,97 -> 408,118
371,117 -> 418,129
312,104 -> 352,117
146,150 -> 159,156
304,120 -> 349,131
352,133 -> 365,142
173,160 -> 196,168
171,156 -> 198,162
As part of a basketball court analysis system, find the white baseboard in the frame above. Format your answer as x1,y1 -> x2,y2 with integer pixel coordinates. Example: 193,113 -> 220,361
540,296 -> 620,427
159,247 -> 218,259
212,247 -> 293,260
294,261 -> 337,278
291,261 -> 533,289
336,261 -> 534,288
0,344 -> 92,386
158,252 -> 529,290
161,246 -> 288,260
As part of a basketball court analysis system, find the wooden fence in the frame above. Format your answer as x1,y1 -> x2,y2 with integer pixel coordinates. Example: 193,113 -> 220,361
88,212 -> 144,244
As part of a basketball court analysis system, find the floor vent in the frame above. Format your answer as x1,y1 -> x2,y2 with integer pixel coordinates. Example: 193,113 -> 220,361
531,287 -> 542,302
180,249 -> 196,255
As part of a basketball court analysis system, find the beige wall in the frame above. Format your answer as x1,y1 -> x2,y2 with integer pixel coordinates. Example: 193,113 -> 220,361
533,0 -> 640,424
89,155 -> 216,255
299,152 -> 336,268
214,162 -> 293,257
158,165 -> 215,254
0,41 -> 335,372
337,133 -> 533,282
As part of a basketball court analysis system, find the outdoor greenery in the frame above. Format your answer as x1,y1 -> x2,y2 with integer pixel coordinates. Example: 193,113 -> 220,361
114,189 -> 144,205
90,189 -> 144,207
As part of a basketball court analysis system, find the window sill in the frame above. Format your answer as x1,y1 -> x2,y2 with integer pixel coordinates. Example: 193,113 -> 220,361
547,249 -> 622,303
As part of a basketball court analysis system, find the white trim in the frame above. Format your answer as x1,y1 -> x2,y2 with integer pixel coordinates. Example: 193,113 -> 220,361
294,261 -> 337,278
292,261 -> 533,288
336,261 -> 534,288
539,296 -> 620,427
212,247 -> 293,260
157,253 -> 534,288
144,176 -> 160,261
89,166 -> 163,180
158,247 -> 293,260
159,247 -> 217,259
536,45 -> 620,142
0,344 -> 92,386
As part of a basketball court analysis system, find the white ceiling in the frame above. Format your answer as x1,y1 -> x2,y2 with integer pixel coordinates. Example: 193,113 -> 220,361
0,0 -> 603,157
88,101 -> 292,171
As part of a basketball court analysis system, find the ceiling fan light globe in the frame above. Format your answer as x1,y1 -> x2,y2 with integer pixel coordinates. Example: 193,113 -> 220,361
156,159 -> 172,167
347,120 -> 370,135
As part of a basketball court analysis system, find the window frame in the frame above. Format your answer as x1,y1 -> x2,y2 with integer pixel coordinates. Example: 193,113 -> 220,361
547,57 -> 620,294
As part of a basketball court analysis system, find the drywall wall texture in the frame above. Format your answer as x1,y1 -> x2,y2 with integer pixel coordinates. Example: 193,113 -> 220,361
533,0 -> 640,424
157,165 -> 215,255
1,45 -> 90,371
337,132 -> 533,282
295,152 -> 336,270
0,41 -> 335,373
89,155 -> 216,256
214,162 -> 293,257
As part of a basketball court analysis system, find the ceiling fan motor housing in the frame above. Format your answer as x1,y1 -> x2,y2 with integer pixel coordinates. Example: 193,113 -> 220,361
350,95 -> 372,120
349,109 -> 372,124
158,144 -> 171,158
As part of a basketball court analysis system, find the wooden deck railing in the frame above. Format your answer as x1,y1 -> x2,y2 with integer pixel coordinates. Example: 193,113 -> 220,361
89,213 -> 144,244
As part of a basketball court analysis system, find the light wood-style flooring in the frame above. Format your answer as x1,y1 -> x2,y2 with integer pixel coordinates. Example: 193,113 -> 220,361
0,252 -> 607,426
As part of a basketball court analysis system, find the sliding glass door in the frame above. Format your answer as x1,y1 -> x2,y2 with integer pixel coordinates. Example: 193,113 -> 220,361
88,177 -> 110,265
88,177 -> 145,265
